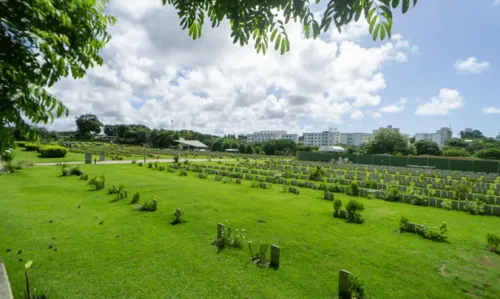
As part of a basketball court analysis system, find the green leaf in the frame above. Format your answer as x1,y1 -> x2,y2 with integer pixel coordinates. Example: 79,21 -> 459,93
392,0 -> 400,9
275,34 -> 281,51
380,24 -> 386,40
369,15 -> 377,33
305,23 -> 310,38
280,38 -> 286,54
270,28 -> 278,41
373,23 -> 381,41
402,0 -> 410,13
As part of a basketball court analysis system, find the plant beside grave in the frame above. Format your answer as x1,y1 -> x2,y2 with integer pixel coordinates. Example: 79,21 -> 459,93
486,233 -> 500,253
440,199 -> 451,210
108,184 -> 126,195
130,192 -> 140,204
346,182 -> 360,197
464,198 -> 486,215
345,200 -> 364,224
333,199 -> 342,218
178,170 -> 188,176
417,222 -> 448,242
248,240 -> 269,267
348,274 -> 368,299
409,189 -> 427,206
138,197 -> 158,212
453,183 -> 471,200
384,186 -> 399,202
281,184 -> 289,193
80,174 -> 89,180
212,221 -> 245,251
399,216 -> 409,232
88,175 -> 106,191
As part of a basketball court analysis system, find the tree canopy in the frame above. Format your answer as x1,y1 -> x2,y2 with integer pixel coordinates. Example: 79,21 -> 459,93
459,129 -> 484,139
75,114 -> 103,138
414,140 -> 441,156
0,0 -> 115,152
163,0 -> 418,54
364,128 -> 410,155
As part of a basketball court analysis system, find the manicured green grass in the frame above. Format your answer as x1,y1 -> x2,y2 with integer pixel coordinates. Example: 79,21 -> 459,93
12,147 -> 86,163
1,165 -> 499,298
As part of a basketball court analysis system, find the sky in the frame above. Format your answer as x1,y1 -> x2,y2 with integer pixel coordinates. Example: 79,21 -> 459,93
47,0 -> 500,138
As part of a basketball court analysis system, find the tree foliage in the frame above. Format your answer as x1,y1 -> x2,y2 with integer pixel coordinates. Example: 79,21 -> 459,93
364,128 -> 409,155
163,0 -> 418,55
75,114 -> 103,138
414,140 -> 441,156
460,129 -> 484,139
0,0 -> 116,152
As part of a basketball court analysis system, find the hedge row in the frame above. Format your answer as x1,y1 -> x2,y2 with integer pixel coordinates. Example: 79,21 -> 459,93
39,146 -> 68,158
25,143 -> 41,151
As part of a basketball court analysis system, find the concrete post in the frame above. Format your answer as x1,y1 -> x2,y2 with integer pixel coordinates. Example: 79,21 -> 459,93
217,223 -> 224,239
270,245 -> 280,268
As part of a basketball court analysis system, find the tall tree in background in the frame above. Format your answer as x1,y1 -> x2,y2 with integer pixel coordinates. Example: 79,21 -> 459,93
75,114 -> 103,139
459,129 -> 484,139
0,0 -> 116,152
414,140 -> 441,156
364,128 -> 410,155
163,0 -> 417,54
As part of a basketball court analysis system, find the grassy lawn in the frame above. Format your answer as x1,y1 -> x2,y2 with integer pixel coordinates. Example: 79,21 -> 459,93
12,147 -> 85,163
1,164 -> 499,298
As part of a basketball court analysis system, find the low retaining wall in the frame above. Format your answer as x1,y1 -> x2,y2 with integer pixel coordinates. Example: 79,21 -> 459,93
0,258 -> 13,299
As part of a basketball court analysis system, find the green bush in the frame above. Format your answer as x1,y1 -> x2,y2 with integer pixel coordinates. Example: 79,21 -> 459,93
130,192 -> 140,204
399,216 -> 409,232
348,274 -> 367,299
333,199 -> 342,218
25,143 -> 41,152
248,240 -> 269,267
16,142 -> 27,148
476,148 -> 500,160
366,180 -> 377,189
453,183 -> 470,200
443,148 -> 469,157
88,175 -> 106,191
486,233 -> 500,252
39,146 -> 67,158
212,221 -> 245,252
464,198 -> 486,215
345,200 -> 364,223
347,182 -> 359,196
385,187 -> 399,202
139,199 -> 158,212
417,222 -> 448,242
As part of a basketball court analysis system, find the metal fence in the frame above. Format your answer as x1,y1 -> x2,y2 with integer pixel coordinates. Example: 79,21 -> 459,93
296,152 -> 500,174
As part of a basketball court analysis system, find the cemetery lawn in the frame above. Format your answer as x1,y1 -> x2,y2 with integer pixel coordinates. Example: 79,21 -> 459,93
12,147 -> 86,163
1,165 -> 500,298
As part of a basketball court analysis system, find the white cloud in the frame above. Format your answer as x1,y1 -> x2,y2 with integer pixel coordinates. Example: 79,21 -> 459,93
350,110 -> 364,119
482,106 -> 500,114
47,0 -> 418,134
372,111 -> 382,119
379,98 -> 407,113
415,89 -> 463,115
454,57 -> 490,74
494,0 -> 500,6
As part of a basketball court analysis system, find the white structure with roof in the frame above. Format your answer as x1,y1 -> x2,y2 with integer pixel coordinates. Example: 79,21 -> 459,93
247,130 -> 299,143
174,138 -> 209,150
304,128 -> 340,146
318,145 -> 345,153
414,127 -> 453,148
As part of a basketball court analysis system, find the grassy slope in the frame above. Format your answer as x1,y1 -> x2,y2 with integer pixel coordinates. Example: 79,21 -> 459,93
0,165 -> 499,298
12,148 -> 86,163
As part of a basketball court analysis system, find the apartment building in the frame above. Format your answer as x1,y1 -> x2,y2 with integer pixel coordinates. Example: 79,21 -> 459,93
303,128 -> 340,146
414,127 -> 453,148
247,130 -> 299,143
339,133 -> 372,146
372,125 -> 400,135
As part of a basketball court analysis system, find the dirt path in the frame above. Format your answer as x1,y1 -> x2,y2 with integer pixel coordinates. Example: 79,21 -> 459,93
34,158 -> 233,166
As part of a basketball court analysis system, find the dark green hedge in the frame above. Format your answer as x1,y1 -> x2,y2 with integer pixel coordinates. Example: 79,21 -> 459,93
25,143 -> 41,151
39,146 -> 68,158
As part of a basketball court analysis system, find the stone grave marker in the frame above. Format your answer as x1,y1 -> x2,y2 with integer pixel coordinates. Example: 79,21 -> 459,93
85,153 -> 92,164
270,245 -> 280,268
175,208 -> 181,222
100,152 -> 105,161
338,269 -> 352,299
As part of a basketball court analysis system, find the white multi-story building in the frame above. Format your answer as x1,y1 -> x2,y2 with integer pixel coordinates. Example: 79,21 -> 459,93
339,133 -> 372,146
303,128 -> 340,146
414,127 -> 453,148
496,133 -> 500,141
247,130 -> 299,143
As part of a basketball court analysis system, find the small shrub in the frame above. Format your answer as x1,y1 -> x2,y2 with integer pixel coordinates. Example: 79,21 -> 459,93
486,233 -> 500,252
345,200 -> 364,223
249,240 -> 270,267
212,221 -> 246,251
366,180 -> 377,189
130,192 -> 140,204
24,143 -> 41,152
348,274 -> 367,299
385,187 -> 399,202
417,222 -> 448,242
333,199 -> 342,218
464,198 -> 486,215
108,184 -> 126,194
399,216 -> 409,232
453,183 -> 470,200
80,174 -> 89,180
132,160 -> 137,164
138,162 -> 143,166
174,155 -> 180,163
440,199 -> 451,210
281,184 -> 289,193
139,198 -> 158,212
69,166 -> 84,176
148,162 -> 153,168
235,179 -> 242,184
16,142 -> 27,148
88,175 -> 106,191
347,182 -> 359,197
367,193 -> 375,200
39,146 -> 67,158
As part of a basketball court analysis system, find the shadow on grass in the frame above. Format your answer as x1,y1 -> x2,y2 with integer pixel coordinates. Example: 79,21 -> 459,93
170,219 -> 188,226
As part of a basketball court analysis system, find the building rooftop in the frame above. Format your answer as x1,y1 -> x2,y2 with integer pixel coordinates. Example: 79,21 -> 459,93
174,138 -> 208,148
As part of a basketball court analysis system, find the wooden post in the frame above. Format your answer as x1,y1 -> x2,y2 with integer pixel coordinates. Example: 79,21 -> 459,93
338,269 -> 352,299
217,223 -> 224,239
270,244 -> 280,268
